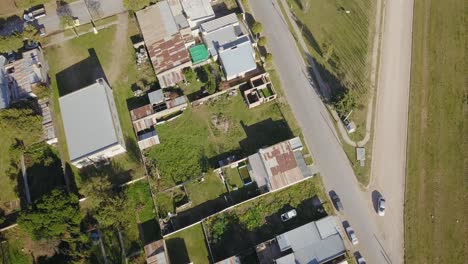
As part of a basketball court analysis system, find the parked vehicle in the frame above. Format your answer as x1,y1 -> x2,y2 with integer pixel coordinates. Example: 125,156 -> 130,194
346,226 -> 359,245
378,197 -> 386,216
331,192 -> 343,211
357,256 -> 366,264
281,209 -> 297,222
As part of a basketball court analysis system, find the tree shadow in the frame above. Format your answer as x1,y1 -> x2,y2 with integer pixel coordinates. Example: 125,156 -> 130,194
165,237 -> 190,264
79,160 -> 132,186
212,2 -> 240,17
0,15 -> 23,36
293,18 -> 322,56
55,48 -> 108,96
239,118 -> 294,155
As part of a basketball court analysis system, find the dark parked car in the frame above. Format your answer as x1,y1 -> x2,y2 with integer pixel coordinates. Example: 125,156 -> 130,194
331,192 -> 343,211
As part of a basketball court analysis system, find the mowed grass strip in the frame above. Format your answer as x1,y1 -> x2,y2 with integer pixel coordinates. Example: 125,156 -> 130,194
405,0 -> 466,263
165,223 -> 211,264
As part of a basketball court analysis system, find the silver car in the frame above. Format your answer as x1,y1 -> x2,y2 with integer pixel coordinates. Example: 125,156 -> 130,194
346,226 -> 359,245
281,209 -> 297,222
378,197 -> 386,216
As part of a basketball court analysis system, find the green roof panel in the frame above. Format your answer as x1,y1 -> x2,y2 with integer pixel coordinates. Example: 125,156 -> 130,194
189,44 -> 210,64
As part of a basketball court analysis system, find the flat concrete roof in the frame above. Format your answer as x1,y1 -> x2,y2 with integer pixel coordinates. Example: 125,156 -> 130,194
180,0 -> 214,21
136,1 -> 178,45
59,79 -> 120,161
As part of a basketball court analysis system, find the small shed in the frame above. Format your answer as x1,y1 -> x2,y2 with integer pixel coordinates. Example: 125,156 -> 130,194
189,44 -> 210,64
356,147 -> 365,167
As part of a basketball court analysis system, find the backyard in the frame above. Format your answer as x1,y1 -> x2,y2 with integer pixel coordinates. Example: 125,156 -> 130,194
404,0 -> 466,263
165,223 -> 211,264
146,91 -> 296,189
44,16 -> 147,186
205,176 -> 329,261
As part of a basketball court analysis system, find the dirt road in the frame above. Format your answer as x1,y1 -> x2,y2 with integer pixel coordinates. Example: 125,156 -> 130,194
369,0 -> 415,262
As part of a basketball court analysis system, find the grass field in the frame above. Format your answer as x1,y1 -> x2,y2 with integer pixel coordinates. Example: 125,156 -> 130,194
165,223 -> 211,264
404,0 -> 466,263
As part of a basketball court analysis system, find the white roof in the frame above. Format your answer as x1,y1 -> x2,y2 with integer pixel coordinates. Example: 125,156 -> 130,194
0,56 -> 10,109
59,79 -> 122,162
219,38 -> 257,79
180,0 -> 214,21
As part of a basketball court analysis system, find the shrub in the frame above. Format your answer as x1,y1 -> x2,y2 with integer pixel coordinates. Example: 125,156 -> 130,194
183,67 -> 196,81
252,22 -> 263,35
257,36 -> 267,46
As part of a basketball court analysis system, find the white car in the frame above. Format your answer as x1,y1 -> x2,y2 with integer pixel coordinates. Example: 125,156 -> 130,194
281,209 -> 297,222
378,197 -> 386,216
346,226 -> 359,245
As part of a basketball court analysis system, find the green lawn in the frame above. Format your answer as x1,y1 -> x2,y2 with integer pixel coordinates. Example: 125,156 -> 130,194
185,172 -> 227,207
146,92 -> 295,188
205,176 -> 329,261
224,166 -> 244,190
404,0 -> 466,263
165,223 -> 211,264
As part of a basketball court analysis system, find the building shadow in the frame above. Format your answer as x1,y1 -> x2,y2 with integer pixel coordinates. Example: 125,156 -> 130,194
79,160 -> 132,186
239,118 -> 293,155
165,237 -> 190,264
139,218 -> 162,245
55,48 -> 108,96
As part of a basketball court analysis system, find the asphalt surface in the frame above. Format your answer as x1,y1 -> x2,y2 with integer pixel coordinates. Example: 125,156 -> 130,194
249,0 -> 409,263
368,0 -> 414,262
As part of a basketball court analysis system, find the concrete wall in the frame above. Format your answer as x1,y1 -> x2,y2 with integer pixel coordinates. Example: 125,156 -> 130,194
72,143 -> 126,168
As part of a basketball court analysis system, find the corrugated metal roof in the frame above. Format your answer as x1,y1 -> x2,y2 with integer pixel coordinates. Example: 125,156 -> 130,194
59,79 -> 122,162
203,24 -> 244,56
136,1 -> 178,45
218,38 -> 256,80
189,44 -> 210,64
275,216 -> 346,264
200,13 -> 238,33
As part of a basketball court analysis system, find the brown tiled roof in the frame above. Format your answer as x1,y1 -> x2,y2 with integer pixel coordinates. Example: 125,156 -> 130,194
130,104 -> 153,120
148,33 -> 190,74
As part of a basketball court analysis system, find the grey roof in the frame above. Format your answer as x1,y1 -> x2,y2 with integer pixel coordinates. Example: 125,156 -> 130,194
203,24 -> 244,56
219,38 -> 256,79
275,253 -> 296,264
288,137 -> 303,151
275,216 -> 346,264
180,0 -> 214,21
59,79 -> 121,162
148,89 -> 165,105
135,1 -> 178,45
247,153 -> 269,188
294,150 -> 312,177
0,56 -> 10,109
200,13 -> 238,33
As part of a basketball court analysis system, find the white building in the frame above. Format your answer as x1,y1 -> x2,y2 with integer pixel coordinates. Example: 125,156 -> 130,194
59,79 -> 126,168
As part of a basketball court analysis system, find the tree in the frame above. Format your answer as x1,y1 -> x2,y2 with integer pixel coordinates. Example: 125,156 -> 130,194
205,75 -> 216,94
183,67 -> 196,81
94,194 -> 132,229
18,189 -> 81,240
332,88 -> 357,114
252,22 -> 263,35
123,0 -> 153,11
0,105 -> 43,146
265,53 -> 273,64
0,33 -> 23,53
257,36 -> 267,47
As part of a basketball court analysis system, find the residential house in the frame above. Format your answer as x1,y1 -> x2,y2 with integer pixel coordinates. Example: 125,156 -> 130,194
247,137 -> 312,192
200,14 -> 257,80
0,47 -> 49,109
144,239 -> 170,264
256,216 -> 346,264
38,98 -> 57,145
135,1 -> 193,88
180,0 -> 215,29
243,73 -> 277,108
130,89 -> 188,150
59,79 -> 126,168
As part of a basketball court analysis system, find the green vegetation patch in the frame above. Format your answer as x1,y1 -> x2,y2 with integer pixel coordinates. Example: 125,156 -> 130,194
205,177 -> 328,260
404,0 -> 466,262
165,223 -> 211,264
185,172 -> 227,207
146,94 -> 294,188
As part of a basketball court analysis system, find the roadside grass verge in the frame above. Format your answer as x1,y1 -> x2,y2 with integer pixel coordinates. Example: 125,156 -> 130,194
404,0 -> 466,263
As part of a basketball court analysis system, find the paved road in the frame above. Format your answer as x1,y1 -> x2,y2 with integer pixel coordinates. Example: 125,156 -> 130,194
249,0 -> 399,263
368,0 -> 414,262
